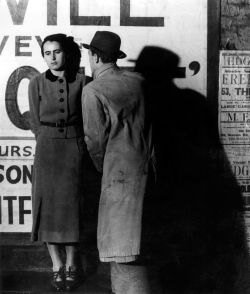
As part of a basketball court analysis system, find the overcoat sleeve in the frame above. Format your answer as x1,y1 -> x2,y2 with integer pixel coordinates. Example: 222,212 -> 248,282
28,76 -> 41,139
81,85 -> 110,172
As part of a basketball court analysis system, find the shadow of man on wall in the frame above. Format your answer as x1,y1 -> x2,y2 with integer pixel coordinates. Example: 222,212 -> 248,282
133,46 -> 248,294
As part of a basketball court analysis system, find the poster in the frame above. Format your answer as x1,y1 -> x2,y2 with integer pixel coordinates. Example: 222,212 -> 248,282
0,0 -> 207,232
219,51 -> 250,248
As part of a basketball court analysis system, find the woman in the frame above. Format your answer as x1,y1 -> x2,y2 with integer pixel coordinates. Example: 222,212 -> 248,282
28,33 -> 88,291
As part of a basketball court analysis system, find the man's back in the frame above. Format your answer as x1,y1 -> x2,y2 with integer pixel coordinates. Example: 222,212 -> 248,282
82,64 -> 153,171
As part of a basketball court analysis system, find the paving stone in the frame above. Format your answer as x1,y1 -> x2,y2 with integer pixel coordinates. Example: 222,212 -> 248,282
1,270 -> 111,294
1,245 -> 52,271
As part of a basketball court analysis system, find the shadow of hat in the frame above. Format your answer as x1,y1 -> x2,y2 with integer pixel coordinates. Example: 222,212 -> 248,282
130,46 -> 179,79
82,31 -> 126,59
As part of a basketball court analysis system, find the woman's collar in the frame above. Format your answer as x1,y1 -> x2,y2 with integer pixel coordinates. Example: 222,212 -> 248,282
45,69 -> 77,83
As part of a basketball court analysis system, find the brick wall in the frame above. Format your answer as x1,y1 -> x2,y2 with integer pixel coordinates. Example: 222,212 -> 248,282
221,0 -> 250,49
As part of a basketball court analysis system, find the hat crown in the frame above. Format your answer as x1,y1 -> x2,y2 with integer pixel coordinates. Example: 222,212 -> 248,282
91,31 -> 121,53
84,31 -> 126,59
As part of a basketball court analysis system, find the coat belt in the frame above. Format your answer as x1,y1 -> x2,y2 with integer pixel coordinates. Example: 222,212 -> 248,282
40,121 -> 81,128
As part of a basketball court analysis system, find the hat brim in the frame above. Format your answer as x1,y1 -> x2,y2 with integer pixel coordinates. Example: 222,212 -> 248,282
81,43 -> 126,59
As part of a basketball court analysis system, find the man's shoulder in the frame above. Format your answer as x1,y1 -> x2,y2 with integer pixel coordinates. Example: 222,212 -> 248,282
99,69 -> 145,84
121,69 -> 144,81
84,78 -> 100,88
82,79 -> 102,96
83,68 -> 144,90
108,67 -> 144,80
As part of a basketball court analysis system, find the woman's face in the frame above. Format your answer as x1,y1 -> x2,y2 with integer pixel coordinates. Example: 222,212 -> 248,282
43,41 -> 66,71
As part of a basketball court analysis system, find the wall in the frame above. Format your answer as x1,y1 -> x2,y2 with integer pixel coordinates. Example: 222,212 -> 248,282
221,0 -> 250,49
220,0 -> 250,253
0,0 -> 207,233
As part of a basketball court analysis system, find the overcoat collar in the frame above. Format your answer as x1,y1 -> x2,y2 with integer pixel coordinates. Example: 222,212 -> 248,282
94,63 -> 119,80
45,69 -> 77,83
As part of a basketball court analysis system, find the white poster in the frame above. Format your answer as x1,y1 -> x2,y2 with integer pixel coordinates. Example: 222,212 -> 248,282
219,51 -> 250,248
0,0 -> 207,232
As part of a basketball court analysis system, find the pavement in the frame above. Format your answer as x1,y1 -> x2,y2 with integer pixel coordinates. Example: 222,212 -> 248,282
1,270 -> 112,294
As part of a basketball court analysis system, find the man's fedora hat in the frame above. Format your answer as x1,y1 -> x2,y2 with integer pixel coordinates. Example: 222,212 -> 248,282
81,31 -> 126,59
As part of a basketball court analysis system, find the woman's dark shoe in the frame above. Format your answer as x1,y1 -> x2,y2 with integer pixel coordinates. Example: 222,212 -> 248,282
51,266 -> 65,291
65,266 -> 80,291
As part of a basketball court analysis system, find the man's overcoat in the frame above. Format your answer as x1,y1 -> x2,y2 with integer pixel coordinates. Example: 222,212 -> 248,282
82,63 -> 155,260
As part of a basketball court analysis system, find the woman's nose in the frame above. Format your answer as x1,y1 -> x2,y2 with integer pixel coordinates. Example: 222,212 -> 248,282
52,54 -> 56,60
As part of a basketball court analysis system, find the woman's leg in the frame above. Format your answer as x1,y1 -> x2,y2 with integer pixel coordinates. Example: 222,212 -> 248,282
47,243 -> 65,290
65,243 -> 78,272
64,243 -> 80,290
47,242 -> 64,277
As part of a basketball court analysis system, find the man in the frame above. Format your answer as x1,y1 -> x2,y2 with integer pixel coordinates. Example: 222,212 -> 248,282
81,31 -> 155,294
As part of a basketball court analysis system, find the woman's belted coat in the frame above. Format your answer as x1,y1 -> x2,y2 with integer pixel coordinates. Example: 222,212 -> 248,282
29,70 -> 88,242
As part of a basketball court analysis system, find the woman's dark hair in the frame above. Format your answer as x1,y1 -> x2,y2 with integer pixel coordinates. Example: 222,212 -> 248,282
41,33 -> 81,73
41,34 -> 67,57
90,49 -> 117,64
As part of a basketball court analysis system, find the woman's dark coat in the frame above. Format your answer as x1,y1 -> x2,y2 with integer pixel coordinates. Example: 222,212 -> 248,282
29,70 -> 87,242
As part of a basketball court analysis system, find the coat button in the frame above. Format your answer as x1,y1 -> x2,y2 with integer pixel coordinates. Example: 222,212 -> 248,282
58,128 -> 64,133
60,109 -> 65,113
59,98 -> 64,102
59,89 -> 64,93
59,79 -> 63,83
